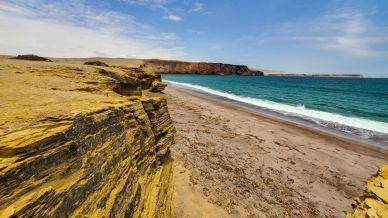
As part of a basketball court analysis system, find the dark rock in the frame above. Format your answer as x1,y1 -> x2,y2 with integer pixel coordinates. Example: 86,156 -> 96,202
84,61 -> 109,67
11,54 -> 52,62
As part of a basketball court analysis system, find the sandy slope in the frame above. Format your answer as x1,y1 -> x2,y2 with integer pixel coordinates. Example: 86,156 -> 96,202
159,86 -> 388,218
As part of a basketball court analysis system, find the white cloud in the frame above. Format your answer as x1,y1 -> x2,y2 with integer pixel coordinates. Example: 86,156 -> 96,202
246,9 -> 388,57
163,14 -> 182,22
0,0 -> 184,59
125,0 -> 173,5
2,0 -> 140,30
289,10 -> 388,57
0,1 -> 29,14
190,3 -> 203,12
123,0 -> 174,12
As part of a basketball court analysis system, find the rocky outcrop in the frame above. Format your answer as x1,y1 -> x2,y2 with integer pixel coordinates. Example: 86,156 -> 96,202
150,81 -> 168,92
11,54 -> 52,62
0,58 -> 174,217
119,66 -> 167,93
346,165 -> 388,218
100,66 -> 167,96
143,59 -> 263,76
84,61 -> 109,67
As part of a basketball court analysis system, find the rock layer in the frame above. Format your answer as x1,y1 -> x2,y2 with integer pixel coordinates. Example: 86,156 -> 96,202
347,165 -> 388,218
0,58 -> 174,217
143,59 -> 263,76
102,66 -> 167,95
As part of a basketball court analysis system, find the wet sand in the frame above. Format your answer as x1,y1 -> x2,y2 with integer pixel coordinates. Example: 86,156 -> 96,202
158,86 -> 388,217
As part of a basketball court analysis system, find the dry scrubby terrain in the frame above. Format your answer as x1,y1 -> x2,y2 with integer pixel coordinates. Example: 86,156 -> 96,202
0,57 -> 175,217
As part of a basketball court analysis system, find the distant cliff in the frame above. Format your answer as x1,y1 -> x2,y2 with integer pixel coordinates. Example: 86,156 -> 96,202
143,59 -> 263,76
267,73 -> 364,78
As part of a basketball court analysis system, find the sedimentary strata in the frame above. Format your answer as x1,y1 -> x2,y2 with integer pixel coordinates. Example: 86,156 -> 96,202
347,165 -> 388,218
0,57 -> 174,217
101,66 -> 167,96
143,59 -> 263,76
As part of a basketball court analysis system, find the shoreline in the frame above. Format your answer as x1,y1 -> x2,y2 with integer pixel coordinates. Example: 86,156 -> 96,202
167,85 -> 388,154
158,85 -> 388,217
165,80 -> 388,149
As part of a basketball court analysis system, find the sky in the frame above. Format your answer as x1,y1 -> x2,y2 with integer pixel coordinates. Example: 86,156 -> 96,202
0,0 -> 388,77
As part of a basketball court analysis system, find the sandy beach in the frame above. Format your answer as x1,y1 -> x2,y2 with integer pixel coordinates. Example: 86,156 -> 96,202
155,86 -> 388,218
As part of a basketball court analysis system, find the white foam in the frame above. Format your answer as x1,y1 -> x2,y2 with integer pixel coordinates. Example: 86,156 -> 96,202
166,80 -> 388,134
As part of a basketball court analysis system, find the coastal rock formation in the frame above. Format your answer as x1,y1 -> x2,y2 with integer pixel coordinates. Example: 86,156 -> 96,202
11,54 -> 52,62
150,81 -> 168,92
347,165 -> 388,218
143,59 -> 263,76
0,58 -> 175,217
102,66 -> 167,95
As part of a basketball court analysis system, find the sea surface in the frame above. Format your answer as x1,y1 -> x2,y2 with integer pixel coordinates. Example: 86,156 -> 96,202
162,74 -> 388,147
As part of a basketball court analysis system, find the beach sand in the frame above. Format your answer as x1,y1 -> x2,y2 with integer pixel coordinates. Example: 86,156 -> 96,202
152,86 -> 388,218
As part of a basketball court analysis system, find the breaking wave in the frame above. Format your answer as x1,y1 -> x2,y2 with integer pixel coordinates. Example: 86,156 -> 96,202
165,80 -> 388,137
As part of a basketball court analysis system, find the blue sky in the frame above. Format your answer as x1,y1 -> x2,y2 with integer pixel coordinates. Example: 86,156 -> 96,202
0,0 -> 388,77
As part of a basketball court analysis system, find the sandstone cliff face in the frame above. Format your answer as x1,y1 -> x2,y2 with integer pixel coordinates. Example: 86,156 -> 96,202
347,165 -> 388,218
143,59 -> 263,76
0,58 -> 174,217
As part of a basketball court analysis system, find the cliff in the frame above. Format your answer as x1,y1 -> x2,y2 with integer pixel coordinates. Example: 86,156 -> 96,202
0,57 -> 174,217
143,59 -> 263,76
268,73 -> 364,78
347,165 -> 388,218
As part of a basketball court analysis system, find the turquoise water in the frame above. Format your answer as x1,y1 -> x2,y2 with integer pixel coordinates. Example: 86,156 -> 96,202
162,75 -> 388,146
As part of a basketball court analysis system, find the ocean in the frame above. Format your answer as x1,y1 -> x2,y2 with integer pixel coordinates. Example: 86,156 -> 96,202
162,74 -> 388,147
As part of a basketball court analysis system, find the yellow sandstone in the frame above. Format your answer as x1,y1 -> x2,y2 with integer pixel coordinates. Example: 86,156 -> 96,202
347,165 -> 388,218
0,57 -> 174,217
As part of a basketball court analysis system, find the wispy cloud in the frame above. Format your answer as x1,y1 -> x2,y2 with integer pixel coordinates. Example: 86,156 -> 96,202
123,0 -> 205,21
290,10 -> 388,57
129,0 -> 181,21
123,0 -> 174,12
246,9 -> 388,57
163,14 -> 182,22
190,3 -> 203,12
0,0 -> 184,58
125,0 -> 174,5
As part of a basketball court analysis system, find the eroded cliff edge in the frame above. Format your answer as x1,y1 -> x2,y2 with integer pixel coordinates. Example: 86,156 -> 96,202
0,58 -> 175,217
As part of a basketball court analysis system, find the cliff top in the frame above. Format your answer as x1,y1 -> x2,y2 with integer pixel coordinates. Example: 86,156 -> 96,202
0,57 -> 164,160
0,57 -> 124,130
